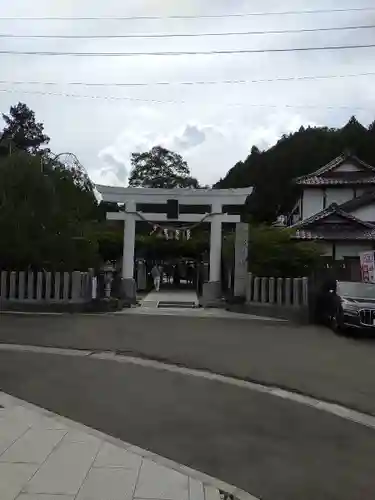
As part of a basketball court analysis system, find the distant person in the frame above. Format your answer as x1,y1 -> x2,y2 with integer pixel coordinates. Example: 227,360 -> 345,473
151,264 -> 161,292
173,264 -> 180,287
187,264 -> 194,286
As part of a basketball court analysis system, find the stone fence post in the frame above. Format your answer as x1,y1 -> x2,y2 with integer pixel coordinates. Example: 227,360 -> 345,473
71,271 -> 83,302
234,223 -> 249,298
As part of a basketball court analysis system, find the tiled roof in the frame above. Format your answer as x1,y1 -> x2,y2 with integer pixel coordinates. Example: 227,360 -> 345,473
291,203 -> 375,240
339,190 -> 375,212
291,203 -> 375,230
296,177 -> 375,186
295,152 -> 375,186
294,229 -> 375,241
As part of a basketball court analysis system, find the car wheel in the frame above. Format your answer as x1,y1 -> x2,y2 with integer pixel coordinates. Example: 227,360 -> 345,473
330,310 -> 344,334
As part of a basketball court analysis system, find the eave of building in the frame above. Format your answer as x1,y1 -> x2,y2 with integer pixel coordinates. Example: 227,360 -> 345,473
291,203 -> 375,230
294,152 -> 375,185
293,229 -> 375,241
295,178 -> 375,186
290,203 -> 375,241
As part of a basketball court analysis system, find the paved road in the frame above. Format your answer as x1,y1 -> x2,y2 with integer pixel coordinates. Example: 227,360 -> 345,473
1,350 -> 375,500
1,314 -> 375,414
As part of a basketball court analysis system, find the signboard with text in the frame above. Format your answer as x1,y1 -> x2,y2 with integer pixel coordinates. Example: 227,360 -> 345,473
360,251 -> 375,283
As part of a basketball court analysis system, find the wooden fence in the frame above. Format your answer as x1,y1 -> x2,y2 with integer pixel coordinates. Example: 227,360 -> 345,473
0,270 -> 93,303
246,273 -> 309,308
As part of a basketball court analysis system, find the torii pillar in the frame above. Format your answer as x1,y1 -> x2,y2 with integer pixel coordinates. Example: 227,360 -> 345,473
202,200 -> 223,302
121,201 -> 137,303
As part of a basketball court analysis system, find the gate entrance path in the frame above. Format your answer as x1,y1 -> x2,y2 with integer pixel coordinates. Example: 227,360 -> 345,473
140,289 -> 199,309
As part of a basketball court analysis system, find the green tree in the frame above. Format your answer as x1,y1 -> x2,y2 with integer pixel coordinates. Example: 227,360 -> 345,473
0,150 -> 98,270
96,226 -> 124,262
128,146 -> 199,188
248,225 -> 323,277
1,102 -> 50,153
48,153 -> 98,221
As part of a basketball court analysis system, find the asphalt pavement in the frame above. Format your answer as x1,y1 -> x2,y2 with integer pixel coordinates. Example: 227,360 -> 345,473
1,313 -> 375,414
1,350 -> 375,500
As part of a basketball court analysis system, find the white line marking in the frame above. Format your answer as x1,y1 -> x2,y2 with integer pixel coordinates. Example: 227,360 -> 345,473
0,344 -> 92,356
1,343 -> 375,432
0,311 -> 64,316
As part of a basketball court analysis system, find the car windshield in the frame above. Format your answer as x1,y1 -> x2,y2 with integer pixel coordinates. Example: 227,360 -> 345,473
338,281 -> 375,299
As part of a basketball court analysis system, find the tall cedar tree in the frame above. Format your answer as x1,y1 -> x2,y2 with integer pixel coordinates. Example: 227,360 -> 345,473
1,102 -> 50,153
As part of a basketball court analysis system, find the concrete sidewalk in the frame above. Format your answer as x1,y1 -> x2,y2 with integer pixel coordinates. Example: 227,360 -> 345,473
0,391 -> 250,500
3,349 -> 375,499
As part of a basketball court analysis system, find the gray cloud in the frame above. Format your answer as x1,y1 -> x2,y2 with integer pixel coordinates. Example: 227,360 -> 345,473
98,150 -> 128,184
172,124 -> 207,150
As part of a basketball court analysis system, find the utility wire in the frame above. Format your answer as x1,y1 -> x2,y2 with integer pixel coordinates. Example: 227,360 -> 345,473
1,6 -> 374,20
0,87 -> 372,110
1,43 -> 375,57
1,24 -> 375,38
0,88 -> 186,104
1,71 -> 375,89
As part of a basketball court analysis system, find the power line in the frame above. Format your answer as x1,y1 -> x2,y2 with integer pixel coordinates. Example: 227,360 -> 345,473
1,24 -> 375,38
0,88 -> 186,104
1,6 -> 374,20
1,43 -> 375,57
0,87 -> 372,111
1,71 -> 375,89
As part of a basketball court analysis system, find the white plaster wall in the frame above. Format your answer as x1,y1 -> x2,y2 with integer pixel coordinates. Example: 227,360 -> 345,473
302,189 -> 323,219
326,188 -> 354,206
350,204 -> 375,221
356,188 -> 368,197
317,241 -> 334,257
335,162 -> 361,172
336,243 -> 374,260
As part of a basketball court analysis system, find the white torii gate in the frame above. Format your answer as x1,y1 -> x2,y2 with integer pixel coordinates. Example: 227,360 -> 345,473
96,185 -> 253,301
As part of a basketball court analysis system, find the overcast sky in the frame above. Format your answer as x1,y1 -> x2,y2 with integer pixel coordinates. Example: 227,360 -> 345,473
0,0 -> 375,186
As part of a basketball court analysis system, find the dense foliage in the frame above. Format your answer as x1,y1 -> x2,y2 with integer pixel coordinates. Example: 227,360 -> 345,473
215,117 -> 375,223
248,226 -> 323,278
0,103 -> 99,270
128,146 -> 199,188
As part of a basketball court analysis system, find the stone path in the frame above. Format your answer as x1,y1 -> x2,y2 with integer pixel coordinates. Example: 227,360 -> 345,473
121,306 -> 284,320
0,391 -> 253,500
140,289 -> 200,309
126,288 -> 282,321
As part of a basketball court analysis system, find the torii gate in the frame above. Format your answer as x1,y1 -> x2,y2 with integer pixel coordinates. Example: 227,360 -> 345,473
96,185 -> 252,302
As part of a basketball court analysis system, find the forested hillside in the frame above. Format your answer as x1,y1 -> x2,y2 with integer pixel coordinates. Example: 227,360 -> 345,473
215,117 -> 375,223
